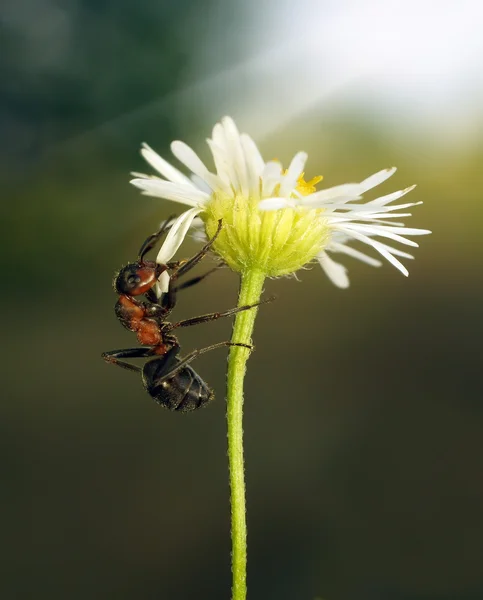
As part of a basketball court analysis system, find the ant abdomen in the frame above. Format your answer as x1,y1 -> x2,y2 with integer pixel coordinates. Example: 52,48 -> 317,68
142,358 -> 214,412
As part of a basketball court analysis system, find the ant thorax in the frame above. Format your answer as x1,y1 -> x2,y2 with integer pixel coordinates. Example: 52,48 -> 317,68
114,295 -> 145,332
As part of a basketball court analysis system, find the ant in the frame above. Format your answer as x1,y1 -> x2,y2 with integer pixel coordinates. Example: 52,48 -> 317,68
102,217 -> 272,412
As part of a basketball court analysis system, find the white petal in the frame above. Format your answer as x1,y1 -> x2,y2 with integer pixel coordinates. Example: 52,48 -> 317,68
189,217 -> 208,243
240,133 -> 264,176
373,241 -> 414,260
362,213 -> 413,220
367,185 -> 417,207
329,242 -> 383,267
240,133 -> 265,197
130,178 -> 209,207
373,225 -> 432,236
304,184 -> 363,206
211,122 -> 226,149
208,121 -> 243,192
140,143 -> 195,187
359,167 -> 397,193
191,228 -> 208,243
347,222 -> 431,240
258,197 -> 298,210
334,227 -> 409,276
339,223 -> 420,247
206,139 -> 231,185
156,271 -> 171,296
278,152 -> 307,196
190,174 -> 212,194
171,141 -> 223,192
191,216 -> 204,228
371,244 -> 409,276
262,161 -> 283,197
335,229 -> 415,260
130,171 -> 153,179
156,207 -> 203,264
221,116 -> 249,196
327,213 -> 414,226
317,252 -> 350,288
325,200 -> 422,213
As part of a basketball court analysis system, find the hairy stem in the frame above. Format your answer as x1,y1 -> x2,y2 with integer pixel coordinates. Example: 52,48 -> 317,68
226,269 -> 266,600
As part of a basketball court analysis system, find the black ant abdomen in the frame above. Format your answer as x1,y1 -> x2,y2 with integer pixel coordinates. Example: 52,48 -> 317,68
142,358 -> 214,412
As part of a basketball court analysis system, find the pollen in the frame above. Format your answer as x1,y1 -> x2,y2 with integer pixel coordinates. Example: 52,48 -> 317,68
279,169 -> 323,196
296,173 -> 323,196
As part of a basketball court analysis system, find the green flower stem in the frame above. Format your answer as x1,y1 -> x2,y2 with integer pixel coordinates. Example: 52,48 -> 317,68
226,268 -> 266,600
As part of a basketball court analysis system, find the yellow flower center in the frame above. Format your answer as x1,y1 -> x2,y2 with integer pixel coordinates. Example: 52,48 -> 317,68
202,171 -> 329,277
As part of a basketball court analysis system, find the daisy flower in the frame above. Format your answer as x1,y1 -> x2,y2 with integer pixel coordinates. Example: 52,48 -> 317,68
131,116 -> 430,289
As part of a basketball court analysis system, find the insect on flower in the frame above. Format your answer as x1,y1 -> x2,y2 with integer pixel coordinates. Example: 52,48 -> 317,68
102,217 -> 272,412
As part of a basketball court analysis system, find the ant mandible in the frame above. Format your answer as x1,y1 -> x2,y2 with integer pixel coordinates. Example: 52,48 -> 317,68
102,217 -> 272,412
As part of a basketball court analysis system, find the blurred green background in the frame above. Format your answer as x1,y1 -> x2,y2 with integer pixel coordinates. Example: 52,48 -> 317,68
2,0 -> 483,599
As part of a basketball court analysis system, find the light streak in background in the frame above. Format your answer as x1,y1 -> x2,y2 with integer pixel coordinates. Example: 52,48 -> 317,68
188,0 -> 483,140
53,0 -> 483,154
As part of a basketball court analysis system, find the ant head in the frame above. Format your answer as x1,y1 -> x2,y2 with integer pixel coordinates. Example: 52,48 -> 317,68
115,261 -> 165,296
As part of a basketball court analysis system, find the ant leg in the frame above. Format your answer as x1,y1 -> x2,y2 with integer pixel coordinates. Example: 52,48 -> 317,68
166,260 -> 183,270
140,260 -> 187,306
138,214 -> 177,260
144,221 -> 224,307
174,265 -> 223,292
164,296 -> 276,331
142,264 -> 189,306
154,342 -> 253,384
102,347 -> 155,373
145,288 -> 160,304
153,257 -> 223,315
145,221 -> 225,314
149,265 -> 222,305
158,275 -> 178,314
173,219 -> 223,278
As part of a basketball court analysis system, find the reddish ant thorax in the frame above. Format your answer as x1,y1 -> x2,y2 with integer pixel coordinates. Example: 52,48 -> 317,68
113,260 -> 168,350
